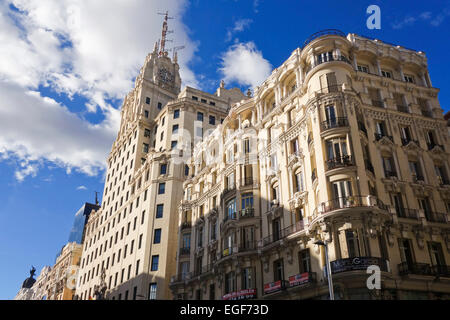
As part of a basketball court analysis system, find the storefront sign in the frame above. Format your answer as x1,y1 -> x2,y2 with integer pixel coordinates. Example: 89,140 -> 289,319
289,273 -> 311,287
223,289 -> 256,300
264,281 -> 282,294
331,257 -> 386,274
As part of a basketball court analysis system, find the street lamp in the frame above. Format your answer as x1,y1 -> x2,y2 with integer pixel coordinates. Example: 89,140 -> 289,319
315,240 -> 335,300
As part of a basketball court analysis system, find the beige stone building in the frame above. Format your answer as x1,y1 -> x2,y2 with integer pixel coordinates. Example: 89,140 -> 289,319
46,242 -> 82,300
75,15 -> 247,300
169,30 -> 450,300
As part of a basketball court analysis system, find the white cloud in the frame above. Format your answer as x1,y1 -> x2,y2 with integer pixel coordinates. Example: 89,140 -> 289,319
0,0 -> 199,180
77,186 -> 87,191
392,9 -> 450,29
226,18 -> 253,42
219,42 -> 272,89
0,80 -> 118,178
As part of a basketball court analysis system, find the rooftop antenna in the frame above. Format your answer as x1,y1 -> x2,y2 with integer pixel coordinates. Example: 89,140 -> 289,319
95,191 -> 99,206
157,11 -> 174,57
168,45 -> 185,62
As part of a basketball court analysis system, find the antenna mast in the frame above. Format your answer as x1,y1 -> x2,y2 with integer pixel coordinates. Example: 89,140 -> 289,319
158,11 -> 174,57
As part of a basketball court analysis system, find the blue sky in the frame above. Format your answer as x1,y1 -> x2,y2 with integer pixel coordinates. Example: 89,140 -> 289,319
0,0 -> 449,299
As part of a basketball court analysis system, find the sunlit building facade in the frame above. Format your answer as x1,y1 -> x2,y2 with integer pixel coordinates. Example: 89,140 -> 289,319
169,30 -> 450,300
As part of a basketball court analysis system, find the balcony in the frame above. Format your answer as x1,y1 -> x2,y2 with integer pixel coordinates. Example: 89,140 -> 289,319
239,207 -> 255,219
401,138 -> 419,146
221,186 -> 236,200
320,117 -> 349,132
326,155 -> 355,171
180,221 -> 192,230
411,174 -> 425,183
238,241 -> 258,252
384,170 -> 397,178
427,142 -> 444,150
262,222 -> 305,247
263,280 -> 289,295
302,29 -> 346,48
421,109 -> 433,118
372,100 -> 384,108
314,195 -> 388,218
331,257 -> 389,274
241,178 -> 257,188
179,247 -> 190,256
431,265 -> 450,277
426,212 -> 447,223
223,212 -> 237,224
375,133 -> 393,142
397,105 -> 410,113
398,262 -> 432,276
396,208 -> 419,220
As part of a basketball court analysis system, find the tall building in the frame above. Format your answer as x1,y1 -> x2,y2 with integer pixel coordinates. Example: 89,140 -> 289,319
68,202 -> 101,244
169,30 -> 450,300
75,14 -> 247,300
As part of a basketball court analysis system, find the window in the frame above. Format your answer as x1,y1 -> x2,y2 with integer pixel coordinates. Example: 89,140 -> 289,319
241,267 -> 254,290
226,198 -> 236,220
138,234 -> 143,249
404,74 -> 415,83
382,157 -> 397,178
197,112 -> 204,122
158,183 -> 166,194
224,272 -> 235,294
381,70 -> 392,78
160,164 -> 167,175
294,171 -> 304,193
136,260 -> 140,276
172,124 -> 179,134
201,99 -> 207,104
209,115 -> 215,125
398,238 -> 415,267
192,96 -> 198,101
156,204 -> 164,219
345,230 -> 361,258
317,51 -> 333,64
357,65 -> 369,73
182,233 -> 191,249
209,101 -> 216,106
241,193 -> 254,209
154,229 -> 161,244
409,161 -> 424,182
146,97 -> 151,104
151,255 -> 159,271
171,141 -> 178,149
144,129 -> 151,137
133,287 -> 137,300
273,259 -> 284,281
144,110 -> 149,118
143,143 -> 149,153
148,283 -> 157,300
174,109 -> 180,119
157,102 -> 162,110
184,165 -> 189,176
428,242 -> 446,267
298,249 -> 311,273
243,138 -> 250,154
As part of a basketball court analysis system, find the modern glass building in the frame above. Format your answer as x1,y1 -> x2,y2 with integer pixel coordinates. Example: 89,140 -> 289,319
68,203 -> 100,244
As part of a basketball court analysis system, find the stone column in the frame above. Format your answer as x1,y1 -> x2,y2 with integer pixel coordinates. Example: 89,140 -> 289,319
376,59 -> 382,76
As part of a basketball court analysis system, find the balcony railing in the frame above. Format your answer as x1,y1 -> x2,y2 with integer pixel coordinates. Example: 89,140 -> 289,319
180,221 -> 192,230
431,265 -> 450,277
239,207 -> 255,219
314,195 -> 388,216
401,138 -> 419,146
426,212 -> 447,223
262,221 -> 305,247
320,117 -> 349,131
242,177 -> 256,187
396,208 -> 419,220
179,247 -> 190,256
397,105 -> 409,113
384,170 -> 397,178
302,29 -> 346,48
427,142 -> 444,150
238,241 -> 258,252
326,155 -> 355,171
375,133 -> 393,142
372,100 -> 384,108
223,212 -> 237,224
398,262 -> 432,276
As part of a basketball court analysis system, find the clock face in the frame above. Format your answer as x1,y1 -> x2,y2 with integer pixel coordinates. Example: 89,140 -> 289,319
158,68 -> 174,85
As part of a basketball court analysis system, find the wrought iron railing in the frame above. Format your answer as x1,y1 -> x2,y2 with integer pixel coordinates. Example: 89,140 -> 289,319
302,29 -> 346,48
396,208 -> 419,220
314,196 -> 388,216
320,117 -> 349,131
326,155 -> 355,171
398,262 -> 432,276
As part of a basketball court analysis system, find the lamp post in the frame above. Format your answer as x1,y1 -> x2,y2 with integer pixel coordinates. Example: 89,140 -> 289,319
315,240 -> 335,300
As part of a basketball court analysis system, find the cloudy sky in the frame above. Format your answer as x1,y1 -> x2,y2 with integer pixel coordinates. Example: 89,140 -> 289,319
1,0 -> 450,299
